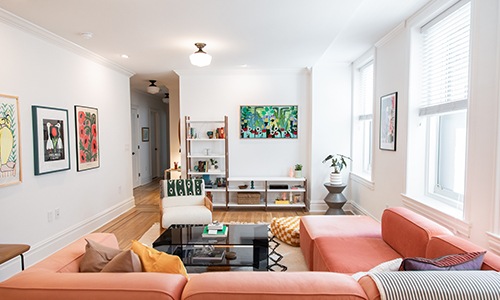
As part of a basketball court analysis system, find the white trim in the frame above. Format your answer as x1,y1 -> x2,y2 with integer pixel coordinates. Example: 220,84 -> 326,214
402,194 -> 471,237
0,197 -> 135,281
486,232 -> 500,255
375,22 -> 406,48
0,8 -> 134,77
350,172 -> 375,190
346,201 -> 380,221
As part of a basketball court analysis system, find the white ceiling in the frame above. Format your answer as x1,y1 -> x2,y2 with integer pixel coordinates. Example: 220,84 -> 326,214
0,0 -> 430,94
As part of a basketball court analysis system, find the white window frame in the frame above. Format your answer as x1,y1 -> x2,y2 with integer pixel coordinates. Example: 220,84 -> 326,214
351,49 -> 375,187
405,0 -> 471,224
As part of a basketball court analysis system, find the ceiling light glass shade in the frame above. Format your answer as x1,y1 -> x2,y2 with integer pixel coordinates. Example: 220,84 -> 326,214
147,80 -> 160,94
190,43 -> 212,67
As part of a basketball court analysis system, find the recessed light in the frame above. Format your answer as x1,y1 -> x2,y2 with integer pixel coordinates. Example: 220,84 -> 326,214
121,54 -> 129,59
80,32 -> 93,40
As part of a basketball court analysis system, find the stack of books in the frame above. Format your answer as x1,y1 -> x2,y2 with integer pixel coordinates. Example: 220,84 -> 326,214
202,223 -> 228,238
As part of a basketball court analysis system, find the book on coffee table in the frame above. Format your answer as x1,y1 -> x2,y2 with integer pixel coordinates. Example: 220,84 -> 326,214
192,248 -> 225,262
202,225 -> 228,238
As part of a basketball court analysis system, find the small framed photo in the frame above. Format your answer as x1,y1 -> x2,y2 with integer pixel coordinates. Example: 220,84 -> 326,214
379,92 -> 398,151
142,127 -> 149,142
32,105 -> 70,175
75,105 -> 99,172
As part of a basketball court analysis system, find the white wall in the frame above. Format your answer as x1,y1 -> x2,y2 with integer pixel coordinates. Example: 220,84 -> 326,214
177,69 -> 309,180
130,90 -> 169,184
0,16 -> 134,280
349,0 -> 500,248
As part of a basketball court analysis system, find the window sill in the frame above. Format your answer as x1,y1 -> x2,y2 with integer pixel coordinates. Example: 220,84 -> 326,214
401,194 -> 471,237
350,173 -> 375,190
486,232 -> 500,255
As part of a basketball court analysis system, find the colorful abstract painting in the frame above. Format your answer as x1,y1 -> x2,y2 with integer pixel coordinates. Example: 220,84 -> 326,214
32,106 -> 70,175
75,105 -> 99,171
0,94 -> 21,186
240,105 -> 298,139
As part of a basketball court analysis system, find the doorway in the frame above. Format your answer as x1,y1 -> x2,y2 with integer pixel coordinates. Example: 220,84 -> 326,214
131,107 -> 140,188
150,109 -> 161,179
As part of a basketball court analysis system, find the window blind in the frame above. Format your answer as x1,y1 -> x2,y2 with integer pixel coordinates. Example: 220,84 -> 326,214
419,0 -> 471,117
359,61 -> 374,120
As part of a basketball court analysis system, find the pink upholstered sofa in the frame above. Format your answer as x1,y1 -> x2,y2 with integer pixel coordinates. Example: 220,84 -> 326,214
1,207 -> 499,300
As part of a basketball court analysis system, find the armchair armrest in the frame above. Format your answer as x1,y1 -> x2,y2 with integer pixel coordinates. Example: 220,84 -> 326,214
204,196 -> 213,211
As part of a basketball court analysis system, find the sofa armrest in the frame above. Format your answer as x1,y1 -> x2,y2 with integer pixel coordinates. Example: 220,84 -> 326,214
204,196 -> 213,211
0,272 -> 187,300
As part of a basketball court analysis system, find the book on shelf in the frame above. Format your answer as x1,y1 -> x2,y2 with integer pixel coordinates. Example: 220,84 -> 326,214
202,225 -> 228,238
207,222 -> 224,230
192,248 -> 225,262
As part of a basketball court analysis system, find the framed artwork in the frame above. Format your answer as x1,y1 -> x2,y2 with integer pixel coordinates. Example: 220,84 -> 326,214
0,94 -> 22,187
32,105 -> 70,175
240,105 -> 298,139
379,92 -> 398,151
75,105 -> 99,171
142,127 -> 149,142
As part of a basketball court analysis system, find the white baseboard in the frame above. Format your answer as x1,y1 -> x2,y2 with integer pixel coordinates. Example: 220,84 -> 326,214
0,196 -> 135,282
346,201 -> 379,221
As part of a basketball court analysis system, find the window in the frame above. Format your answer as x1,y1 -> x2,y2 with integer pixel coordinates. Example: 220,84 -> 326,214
352,58 -> 374,180
408,0 -> 471,217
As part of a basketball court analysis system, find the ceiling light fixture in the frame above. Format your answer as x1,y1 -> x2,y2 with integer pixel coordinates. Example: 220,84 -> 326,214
162,93 -> 169,104
80,32 -> 93,39
189,43 -> 212,67
147,80 -> 160,94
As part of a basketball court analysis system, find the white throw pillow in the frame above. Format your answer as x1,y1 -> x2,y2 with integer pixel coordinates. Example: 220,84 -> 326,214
351,258 -> 403,281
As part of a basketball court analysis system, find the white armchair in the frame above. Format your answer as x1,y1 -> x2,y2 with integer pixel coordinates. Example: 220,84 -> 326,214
159,178 -> 213,229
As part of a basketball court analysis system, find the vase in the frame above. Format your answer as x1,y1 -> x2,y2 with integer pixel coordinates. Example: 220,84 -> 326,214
330,172 -> 342,185
294,170 -> 302,178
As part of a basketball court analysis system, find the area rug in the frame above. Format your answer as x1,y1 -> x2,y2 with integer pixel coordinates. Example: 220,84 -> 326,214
138,223 -> 308,272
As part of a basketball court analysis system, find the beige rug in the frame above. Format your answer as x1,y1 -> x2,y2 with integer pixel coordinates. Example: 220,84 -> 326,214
139,223 -> 308,272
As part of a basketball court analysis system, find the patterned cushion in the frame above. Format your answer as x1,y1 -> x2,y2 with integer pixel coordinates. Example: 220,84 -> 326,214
166,179 -> 203,197
400,251 -> 486,271
271,216 -> 301,247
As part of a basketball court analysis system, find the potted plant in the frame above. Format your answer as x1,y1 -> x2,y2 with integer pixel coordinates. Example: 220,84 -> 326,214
322,154 -> 351,184
210,158 -> 218,170
294,164 -> 303,178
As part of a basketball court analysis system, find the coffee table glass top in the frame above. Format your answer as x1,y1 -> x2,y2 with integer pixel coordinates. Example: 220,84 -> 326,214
153,224 -> 269,271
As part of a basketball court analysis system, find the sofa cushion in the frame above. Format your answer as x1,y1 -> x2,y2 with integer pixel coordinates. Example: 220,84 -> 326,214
400,251 -> 485,271
101,250 -> 142,272
426,235 -> 500,271
300,215 -> 381,270
313,237 -> 401,273
79,238 -> 122,272
131,240 -> 188,278
381,207 -> 452,258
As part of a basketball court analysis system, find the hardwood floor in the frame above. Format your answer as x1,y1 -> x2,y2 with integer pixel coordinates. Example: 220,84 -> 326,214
94,178 -> 308,250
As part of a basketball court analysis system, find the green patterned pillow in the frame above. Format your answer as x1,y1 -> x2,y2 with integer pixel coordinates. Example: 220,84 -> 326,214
166,179 -> 203,197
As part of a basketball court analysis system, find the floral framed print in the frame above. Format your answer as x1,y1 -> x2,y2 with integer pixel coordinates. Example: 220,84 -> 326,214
32,105 -> 70,175
240,105 -> 298,139
75,105 -> 99,171
0,94 -> 22,186
379,92 -> 398,151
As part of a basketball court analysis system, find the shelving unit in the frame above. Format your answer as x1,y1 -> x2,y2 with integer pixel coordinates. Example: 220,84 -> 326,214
227,177 -> 308,211
185,116 -> 229,208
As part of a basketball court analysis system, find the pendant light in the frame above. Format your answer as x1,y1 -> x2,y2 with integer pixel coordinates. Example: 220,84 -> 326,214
189,43 -> 212,67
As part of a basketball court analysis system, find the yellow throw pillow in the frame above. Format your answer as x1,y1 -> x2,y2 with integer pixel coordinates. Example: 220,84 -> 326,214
131,240 -> 188,278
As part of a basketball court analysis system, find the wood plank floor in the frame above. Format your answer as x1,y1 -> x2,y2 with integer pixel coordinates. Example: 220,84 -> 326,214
94,178 -> 309,250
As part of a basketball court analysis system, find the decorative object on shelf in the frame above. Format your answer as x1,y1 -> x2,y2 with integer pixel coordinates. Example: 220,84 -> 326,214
209,158 -> 218,170
197,160 -> 207,172
380,92 -> 398,151
237,192 -> 260,204
75,105 -> 99,172
206,131 -> 213,139
32,105 -> 70,175
0,94 -> 22,187
215,127 -> 225,139
238,184 -> 248,189
215,177 -> 226,187
294,164 -> 302,178
322,154 -> 351,185
141,127 -> 149,142
240,105 -> 298,139
189,43 -> 212,67
288,166 -> 294,177
250,180 -> 255,189
146,80 -> 160,94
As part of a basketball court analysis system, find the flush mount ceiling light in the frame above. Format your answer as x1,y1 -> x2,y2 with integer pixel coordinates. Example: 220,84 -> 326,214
147,80 -> 160,94
189,43 -> 212,67
162,93 -> 169,104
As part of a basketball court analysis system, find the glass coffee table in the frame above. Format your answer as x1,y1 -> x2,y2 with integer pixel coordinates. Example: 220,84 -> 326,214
153,224 -> 269,272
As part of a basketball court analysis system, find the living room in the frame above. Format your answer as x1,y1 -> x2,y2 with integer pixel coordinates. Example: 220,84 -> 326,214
0,0 -> 499,289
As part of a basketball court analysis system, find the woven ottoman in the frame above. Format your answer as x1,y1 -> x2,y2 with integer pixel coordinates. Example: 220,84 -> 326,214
270,216 -> 301,247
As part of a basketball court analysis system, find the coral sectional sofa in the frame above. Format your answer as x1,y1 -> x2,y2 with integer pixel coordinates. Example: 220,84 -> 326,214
1,207 -> 499,300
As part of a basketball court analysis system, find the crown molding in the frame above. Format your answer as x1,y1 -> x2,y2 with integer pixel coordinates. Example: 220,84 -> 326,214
375,22 -> 406,48
0,8 -> 135,77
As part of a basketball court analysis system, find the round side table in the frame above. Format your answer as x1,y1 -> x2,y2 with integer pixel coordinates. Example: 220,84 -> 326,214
323,183 -> 347,215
